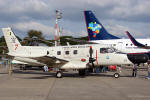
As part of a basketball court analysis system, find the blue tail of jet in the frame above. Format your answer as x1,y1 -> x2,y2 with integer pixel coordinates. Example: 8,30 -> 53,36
126,31 -> 146,47
84,10 -> 120,40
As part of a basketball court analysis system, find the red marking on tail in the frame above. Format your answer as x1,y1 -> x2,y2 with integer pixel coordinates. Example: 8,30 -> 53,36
15,44 -> 18,50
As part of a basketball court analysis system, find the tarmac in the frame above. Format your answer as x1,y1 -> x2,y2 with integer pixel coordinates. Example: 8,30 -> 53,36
0,65 -> 150,100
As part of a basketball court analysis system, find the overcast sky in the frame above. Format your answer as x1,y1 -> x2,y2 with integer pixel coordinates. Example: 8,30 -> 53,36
0,0 -> 150,39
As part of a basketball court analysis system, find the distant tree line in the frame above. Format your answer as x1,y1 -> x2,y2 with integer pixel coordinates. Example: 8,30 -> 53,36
0,30 -> 89,54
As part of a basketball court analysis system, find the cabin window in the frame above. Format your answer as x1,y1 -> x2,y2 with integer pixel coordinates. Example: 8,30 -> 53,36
131,44 -> 133,46
113,44 -> 116,46
65,51 -> 69,55
57,51 -> 61,55
126,44 -> 128,46
73,50 -> 78,54
47,51 -> 49,55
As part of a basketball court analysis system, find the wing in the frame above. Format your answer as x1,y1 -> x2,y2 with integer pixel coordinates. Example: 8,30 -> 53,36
31,56 -> 89,69
31,56 -> 68,68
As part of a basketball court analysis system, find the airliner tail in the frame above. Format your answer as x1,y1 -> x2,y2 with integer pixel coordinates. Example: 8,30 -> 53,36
84,10 -> 119,40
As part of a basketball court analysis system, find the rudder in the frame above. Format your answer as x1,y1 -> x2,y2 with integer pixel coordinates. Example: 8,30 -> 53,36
2,27 -> 22,53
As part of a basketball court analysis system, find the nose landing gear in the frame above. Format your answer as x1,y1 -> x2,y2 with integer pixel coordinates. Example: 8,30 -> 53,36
114,73 -> 120,78
56,71 -> 62,78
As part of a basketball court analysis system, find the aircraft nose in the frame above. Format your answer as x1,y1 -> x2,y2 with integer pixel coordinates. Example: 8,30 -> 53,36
127,54 -> 149,64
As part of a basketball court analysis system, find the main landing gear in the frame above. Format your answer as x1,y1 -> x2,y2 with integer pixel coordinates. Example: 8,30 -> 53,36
56,69 -> 87,78
20,65 -> 26,70
113,66 -> 121,78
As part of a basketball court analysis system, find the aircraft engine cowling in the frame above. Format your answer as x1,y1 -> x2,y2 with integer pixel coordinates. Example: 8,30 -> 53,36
61,62 -> 87,69
127,54 -> 149,64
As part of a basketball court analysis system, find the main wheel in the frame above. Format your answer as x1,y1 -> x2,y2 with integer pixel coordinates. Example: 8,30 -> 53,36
56,71 -> 62,78
79,69 -> 86,76
114,73 -> 120,78
20,66 -> 23,70
88,68 -> 93,73
22,66 -> 26,70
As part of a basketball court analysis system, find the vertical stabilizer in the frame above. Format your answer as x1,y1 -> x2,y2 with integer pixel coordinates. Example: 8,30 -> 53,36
84,10 -> 119,40
2,27 -> 22,53
126,31 -> 146,47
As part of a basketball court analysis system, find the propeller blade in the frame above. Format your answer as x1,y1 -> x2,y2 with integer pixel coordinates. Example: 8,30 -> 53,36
89,46 -> 96,68
89,46 -> 93,58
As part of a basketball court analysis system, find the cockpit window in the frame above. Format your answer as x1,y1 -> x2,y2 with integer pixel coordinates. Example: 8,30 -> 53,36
100,48 -> 116,53
47,51 -> 49,55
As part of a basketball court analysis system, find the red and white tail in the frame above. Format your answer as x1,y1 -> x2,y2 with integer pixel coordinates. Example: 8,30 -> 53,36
2,27 -> 22,53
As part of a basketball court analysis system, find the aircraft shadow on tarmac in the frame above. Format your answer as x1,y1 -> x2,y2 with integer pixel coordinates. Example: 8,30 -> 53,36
88,73 -> 132,78
11,69 -> 142,79
12,69 -> 55,79
0,72 -> 8,75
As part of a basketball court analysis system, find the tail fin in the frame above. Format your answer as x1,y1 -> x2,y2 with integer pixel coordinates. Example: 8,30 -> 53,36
84,10 -> 120,40
2,27 -> 22,53
126,31 -> 147,48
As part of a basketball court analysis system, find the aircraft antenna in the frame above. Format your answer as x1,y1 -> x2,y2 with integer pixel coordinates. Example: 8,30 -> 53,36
58,27 -> 61,45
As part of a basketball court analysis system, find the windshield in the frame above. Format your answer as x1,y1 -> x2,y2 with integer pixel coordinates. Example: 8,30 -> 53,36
100,47 -> 126,54
100,48 -> 117,53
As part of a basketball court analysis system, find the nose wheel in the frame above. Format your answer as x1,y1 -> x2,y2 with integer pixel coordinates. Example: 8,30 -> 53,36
56,71 -> 62,78
114,73 -> 120,78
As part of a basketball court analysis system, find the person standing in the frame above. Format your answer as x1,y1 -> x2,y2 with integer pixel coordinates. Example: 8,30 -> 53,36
43,65 -> 48,72
147,63 -> 150,79
132,64 -> 138,77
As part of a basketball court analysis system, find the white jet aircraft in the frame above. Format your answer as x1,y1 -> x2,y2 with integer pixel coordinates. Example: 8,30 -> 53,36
2,27 -> 135,78
84,10 -> 150,54
84,10 -> 149,65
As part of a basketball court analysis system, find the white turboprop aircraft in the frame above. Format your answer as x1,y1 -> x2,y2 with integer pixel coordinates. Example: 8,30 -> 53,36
2,27 -> 135,78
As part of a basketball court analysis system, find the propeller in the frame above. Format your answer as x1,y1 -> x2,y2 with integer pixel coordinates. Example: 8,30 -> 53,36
89,46 -> 96,68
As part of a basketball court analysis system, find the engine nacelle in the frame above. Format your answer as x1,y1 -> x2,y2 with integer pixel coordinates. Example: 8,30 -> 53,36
61,62 -> 87,69
127,54 -> 149,64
